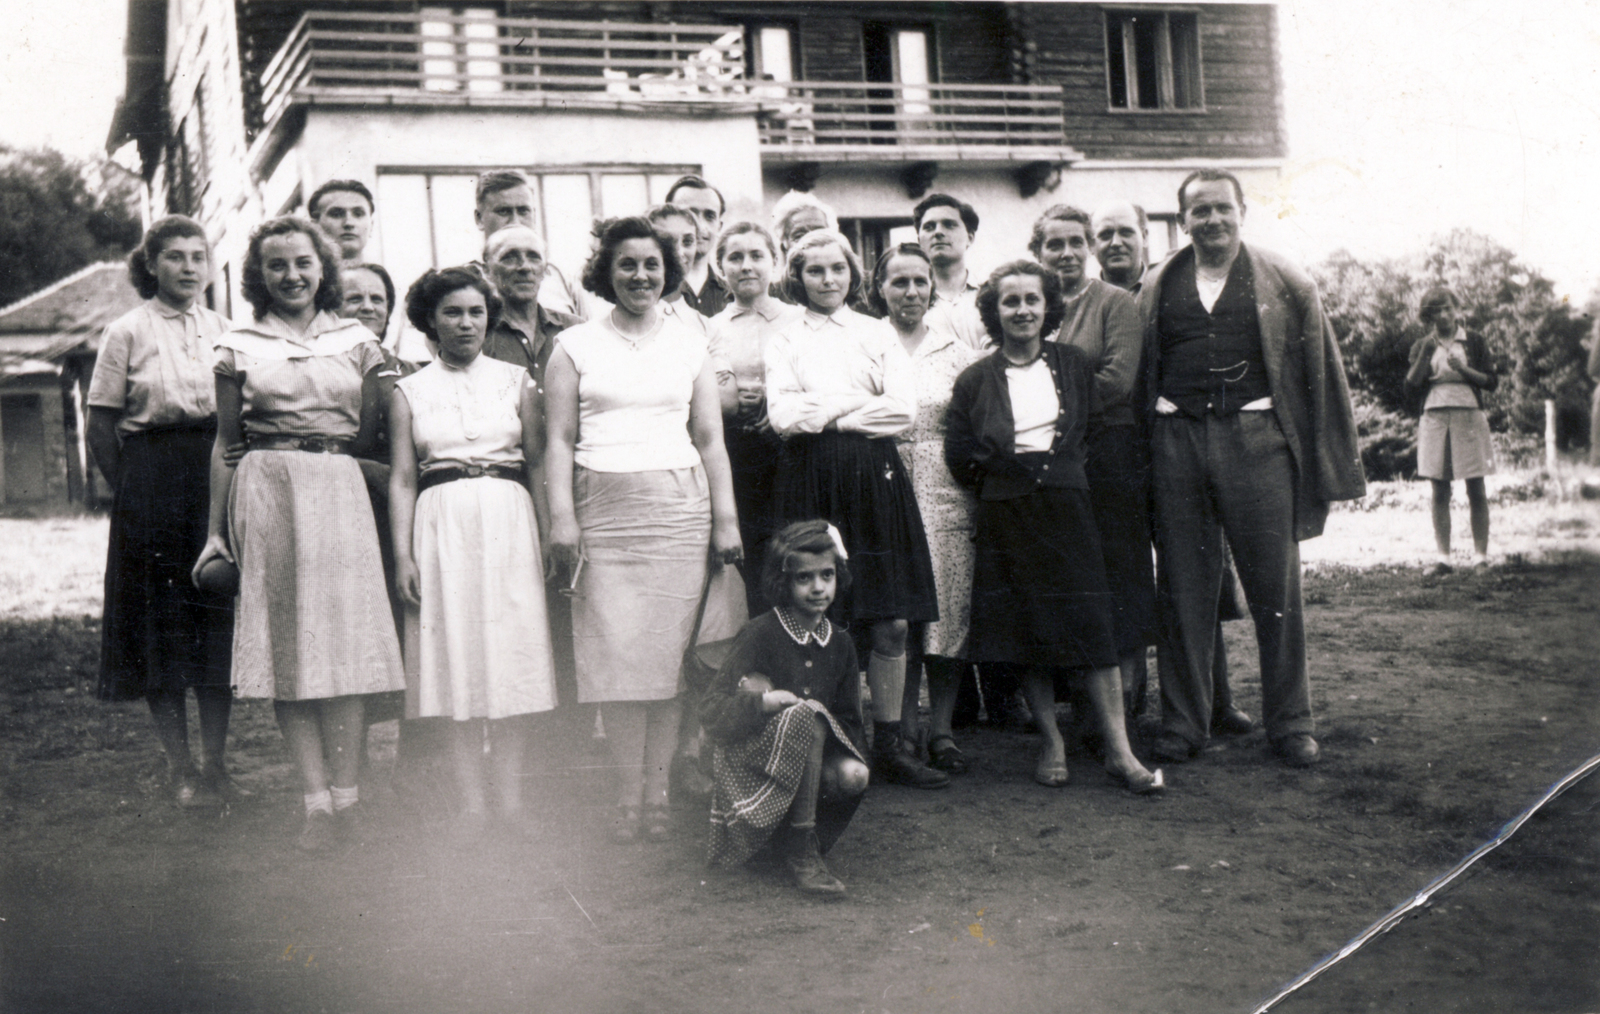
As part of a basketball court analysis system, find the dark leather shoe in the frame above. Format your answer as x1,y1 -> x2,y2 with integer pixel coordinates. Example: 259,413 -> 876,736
1211,706 -> 1254,737
875,737 -> 950,789
783,827 -> 845,896
1273,734 -> 1320,767
1150,732 -> 1198,764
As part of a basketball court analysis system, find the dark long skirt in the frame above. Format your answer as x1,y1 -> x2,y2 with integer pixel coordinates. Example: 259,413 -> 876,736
1084,422 -> 1156,656
725,424 -> 782,614
772,431 -> 937,624
969,486 -> 1117,670
98,424 -> 233,700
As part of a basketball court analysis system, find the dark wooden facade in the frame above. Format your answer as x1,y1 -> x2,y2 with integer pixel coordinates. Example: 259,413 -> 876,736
231,1 -> 1285,160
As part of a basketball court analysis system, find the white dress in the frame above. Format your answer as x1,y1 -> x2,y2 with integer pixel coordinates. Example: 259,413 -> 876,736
396,355 -> 555,720
897,324 -> 982,657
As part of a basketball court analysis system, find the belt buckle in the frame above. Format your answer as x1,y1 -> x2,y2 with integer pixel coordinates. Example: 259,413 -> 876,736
463,465 -> 485,479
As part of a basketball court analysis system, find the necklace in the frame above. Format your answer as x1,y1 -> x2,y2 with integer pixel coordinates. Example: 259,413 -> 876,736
607,308 -> 661,347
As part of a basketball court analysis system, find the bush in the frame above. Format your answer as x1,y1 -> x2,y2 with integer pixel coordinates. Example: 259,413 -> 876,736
1352,391 -> 1416,481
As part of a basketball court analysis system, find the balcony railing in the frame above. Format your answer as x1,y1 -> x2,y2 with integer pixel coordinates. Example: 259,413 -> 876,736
258,11 -> 746,126
256,12 -> 1070,156
751,81 -> 1067,154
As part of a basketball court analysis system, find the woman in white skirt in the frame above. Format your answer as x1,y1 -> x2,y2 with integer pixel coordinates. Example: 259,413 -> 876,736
1405,286 -> 1498,568
390,267 -> 555,837
545,216 -> 742,844
192,218 -> 404,852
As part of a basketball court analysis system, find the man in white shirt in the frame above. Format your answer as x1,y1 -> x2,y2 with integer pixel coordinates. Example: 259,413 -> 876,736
473,169 -> 588,320
915,193 -> 987,349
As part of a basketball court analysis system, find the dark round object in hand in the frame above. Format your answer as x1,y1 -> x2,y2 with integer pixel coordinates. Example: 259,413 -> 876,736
196,557 -> 240,597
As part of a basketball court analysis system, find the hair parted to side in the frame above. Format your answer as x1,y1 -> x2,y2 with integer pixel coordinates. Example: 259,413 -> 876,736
1418,285 -> 1458,325
307,179 -> 374,218
865,242 -> 932,317
474,169 -> 531,207
1027,204 -> 1092,259
404,266 -> 502,341
912,193 -> 980,236
1177,168 -> 1246,214
714,220 -> 779,269
760,519 -> 852,611
664,174 -> 725,215
580,216 -> 686,304
783,229 -> 863,309
241,216 -> 343,320
976,260 -> 1066,345
128,215 -> 209,300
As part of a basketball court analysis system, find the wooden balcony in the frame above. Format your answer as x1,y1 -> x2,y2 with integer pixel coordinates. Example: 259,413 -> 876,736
753,81 -> 1076,163
257,10 -> 748,128
254,12 -> 1079,165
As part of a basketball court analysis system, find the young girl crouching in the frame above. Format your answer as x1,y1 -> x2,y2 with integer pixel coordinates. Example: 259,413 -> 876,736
700,520 -> 871,895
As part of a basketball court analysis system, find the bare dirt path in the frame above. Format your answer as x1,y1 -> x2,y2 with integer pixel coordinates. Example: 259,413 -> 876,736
3,538 -> 1597,1012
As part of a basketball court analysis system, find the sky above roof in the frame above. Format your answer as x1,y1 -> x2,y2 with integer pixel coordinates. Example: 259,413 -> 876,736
1,0 -> 1596,298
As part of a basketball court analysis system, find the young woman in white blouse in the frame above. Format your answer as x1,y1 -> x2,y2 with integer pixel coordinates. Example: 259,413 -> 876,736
764,229 -> 947,789
544,216 -> 742,843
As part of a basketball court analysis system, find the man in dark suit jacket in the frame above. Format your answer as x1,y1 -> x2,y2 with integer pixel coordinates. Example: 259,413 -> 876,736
1136,170 -> 1365,767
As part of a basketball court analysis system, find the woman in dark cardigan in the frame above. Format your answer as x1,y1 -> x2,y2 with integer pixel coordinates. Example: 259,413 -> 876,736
944,261 -> 1162,794
1404,286 -> 1498,566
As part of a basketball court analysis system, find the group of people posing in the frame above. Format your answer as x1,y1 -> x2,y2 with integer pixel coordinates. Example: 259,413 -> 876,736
89,166 -> 1368,897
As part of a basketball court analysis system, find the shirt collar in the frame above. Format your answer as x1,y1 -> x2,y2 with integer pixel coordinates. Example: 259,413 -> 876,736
149,298 -> 198,320
801,307 -> 849,331
775,606 -> 832,647
728,298 -> 783,323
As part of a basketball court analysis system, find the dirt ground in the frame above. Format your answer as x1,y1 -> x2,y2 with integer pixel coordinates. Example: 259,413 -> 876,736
2,497 -> 1598,1014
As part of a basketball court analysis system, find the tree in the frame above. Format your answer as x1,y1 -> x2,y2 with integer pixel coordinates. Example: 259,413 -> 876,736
0,145 -> 142,307
1314,230 -> 1592,450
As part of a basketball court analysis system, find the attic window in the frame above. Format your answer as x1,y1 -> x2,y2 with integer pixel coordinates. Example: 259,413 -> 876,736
1105,9 -> 1202,110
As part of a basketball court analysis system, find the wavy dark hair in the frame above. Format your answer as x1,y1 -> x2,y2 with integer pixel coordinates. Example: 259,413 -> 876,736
1177,167 -> 1246,214
759,519 -> 853,613
782,229 -> 863,310
865,242 -> 932,318
128,216 -> 209,300
580,216 -> 685,305
975,260 -> 1066,345
404,267 -> 502,341
1027,204 -> 1092,260
241,216 -> 343,320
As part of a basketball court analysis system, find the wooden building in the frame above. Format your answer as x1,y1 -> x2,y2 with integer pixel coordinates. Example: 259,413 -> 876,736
108,1 -> 1287,322
0,263 -> 141,508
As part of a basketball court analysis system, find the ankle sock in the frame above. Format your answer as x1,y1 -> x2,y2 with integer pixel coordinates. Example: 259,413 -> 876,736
304,789 -> 333,816
330,785 -> 359,811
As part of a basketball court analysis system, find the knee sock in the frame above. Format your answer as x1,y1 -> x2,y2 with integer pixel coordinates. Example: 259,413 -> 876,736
866,651 -> 905,724
304,789 -> 333,816
329,785 -> 359,811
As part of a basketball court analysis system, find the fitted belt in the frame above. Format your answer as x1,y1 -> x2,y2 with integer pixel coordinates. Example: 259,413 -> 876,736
246,435 -> 351,454
417,464 -> 525,493
1154,395 -> 1273,416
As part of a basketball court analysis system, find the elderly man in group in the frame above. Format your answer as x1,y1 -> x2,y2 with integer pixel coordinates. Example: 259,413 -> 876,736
473,169 -> 588,320
666,174 -> 731,317
482,225 -> 582,397
915,193 -> 988,350
770,190 -> 837,261
308,179 -> 376,264
1092,201 -> 1153,292
1138,169 -> 1365,768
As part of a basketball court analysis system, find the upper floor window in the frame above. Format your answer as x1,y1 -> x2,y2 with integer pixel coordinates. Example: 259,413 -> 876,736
1105,9 -> 1202,110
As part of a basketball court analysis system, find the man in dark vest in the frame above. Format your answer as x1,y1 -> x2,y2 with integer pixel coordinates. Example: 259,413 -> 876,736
1136,169 -> 1364,767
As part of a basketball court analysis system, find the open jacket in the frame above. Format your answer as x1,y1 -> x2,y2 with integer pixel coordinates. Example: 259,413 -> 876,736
943,342 -> 1097,500
1404,328 -> 1498,411
1135,244 -> 1366,540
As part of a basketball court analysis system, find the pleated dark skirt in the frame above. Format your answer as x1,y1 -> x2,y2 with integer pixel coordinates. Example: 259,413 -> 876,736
1084,422 -> 1156,656
98,424 -> 233,700
772,431 -> 937,624
969,486 -> 1117,669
